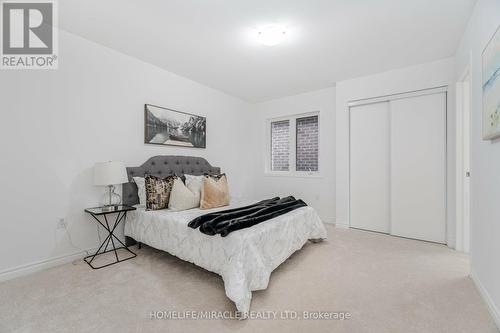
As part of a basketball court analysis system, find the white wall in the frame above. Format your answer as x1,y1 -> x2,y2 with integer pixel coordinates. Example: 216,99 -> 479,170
455,0 -> 500,326
0,30 -> 253,277
249,88 -> 336,223
335,58 -> 457,239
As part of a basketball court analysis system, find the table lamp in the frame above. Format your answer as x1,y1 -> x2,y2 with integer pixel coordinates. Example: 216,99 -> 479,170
94,161 -> 128,207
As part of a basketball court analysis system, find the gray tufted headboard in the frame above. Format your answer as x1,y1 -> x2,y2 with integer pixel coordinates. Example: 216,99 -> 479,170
122,155 -> 220,206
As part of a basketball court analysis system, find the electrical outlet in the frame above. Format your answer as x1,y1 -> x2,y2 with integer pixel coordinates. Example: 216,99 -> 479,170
57,218 -> 67,229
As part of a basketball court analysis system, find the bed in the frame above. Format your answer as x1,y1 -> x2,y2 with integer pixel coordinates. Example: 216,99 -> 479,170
122,156 -> 327,314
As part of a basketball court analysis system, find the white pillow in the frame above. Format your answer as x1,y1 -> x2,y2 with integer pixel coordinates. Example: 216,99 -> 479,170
168,178 -> 200,211
133,177 -> 146,206
184,175 -> 204,200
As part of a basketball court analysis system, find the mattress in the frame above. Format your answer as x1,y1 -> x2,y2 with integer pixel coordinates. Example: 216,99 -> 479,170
124,199 -> 328,313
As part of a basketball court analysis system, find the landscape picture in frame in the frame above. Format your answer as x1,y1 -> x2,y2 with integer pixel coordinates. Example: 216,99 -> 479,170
482,25 -> 500,140
144,104 -> 206,148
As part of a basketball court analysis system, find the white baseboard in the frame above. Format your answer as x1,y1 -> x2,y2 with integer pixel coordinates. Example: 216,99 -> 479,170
0,248 -> 95,283
320,217 -> 350,229
333,221 -> 350,229
470,269 -> 500,330
321,217 -> 336,224
447,235 -> 456,250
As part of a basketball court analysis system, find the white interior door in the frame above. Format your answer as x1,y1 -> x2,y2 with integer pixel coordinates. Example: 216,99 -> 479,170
350,102 -> 390,233
389,93 -> 446,243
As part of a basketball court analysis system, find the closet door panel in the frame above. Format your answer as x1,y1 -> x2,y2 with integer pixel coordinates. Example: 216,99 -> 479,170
350,102 -> 390,233
390,93 -> 446,243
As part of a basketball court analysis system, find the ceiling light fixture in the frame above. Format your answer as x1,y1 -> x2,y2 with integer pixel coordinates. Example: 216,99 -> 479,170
256,25 -> 287,46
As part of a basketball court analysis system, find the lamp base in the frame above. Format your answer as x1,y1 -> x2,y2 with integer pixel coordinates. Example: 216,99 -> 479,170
100,185 -> 122,207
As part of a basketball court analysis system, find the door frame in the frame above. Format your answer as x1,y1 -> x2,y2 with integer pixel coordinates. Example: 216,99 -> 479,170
455,62 -> 471,253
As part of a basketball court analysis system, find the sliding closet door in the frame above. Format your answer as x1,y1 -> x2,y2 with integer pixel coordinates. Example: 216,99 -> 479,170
350,102 -> 390,233
390,93 -> 446,243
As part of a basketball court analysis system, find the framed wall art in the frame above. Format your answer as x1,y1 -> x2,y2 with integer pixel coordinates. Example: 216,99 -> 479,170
144,104 -> 206,148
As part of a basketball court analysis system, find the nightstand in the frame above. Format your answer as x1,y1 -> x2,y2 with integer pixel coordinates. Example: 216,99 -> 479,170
84,205 -> 137,269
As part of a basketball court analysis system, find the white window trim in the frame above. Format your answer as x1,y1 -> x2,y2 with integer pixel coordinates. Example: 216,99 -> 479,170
265,111 -> 321,178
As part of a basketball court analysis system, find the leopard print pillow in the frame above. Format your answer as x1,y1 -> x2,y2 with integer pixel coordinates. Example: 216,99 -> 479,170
145,175 -> 176,210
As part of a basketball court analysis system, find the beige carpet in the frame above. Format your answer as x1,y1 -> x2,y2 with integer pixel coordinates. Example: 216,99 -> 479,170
0,225 -> 497,333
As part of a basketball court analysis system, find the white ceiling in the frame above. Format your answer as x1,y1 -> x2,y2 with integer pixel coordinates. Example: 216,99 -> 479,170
60,0 -> 476,102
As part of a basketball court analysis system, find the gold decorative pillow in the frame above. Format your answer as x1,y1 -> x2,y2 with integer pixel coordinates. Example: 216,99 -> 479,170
204,173 -> 225,181
145,175 -> 176,210
200,174 -> 229,209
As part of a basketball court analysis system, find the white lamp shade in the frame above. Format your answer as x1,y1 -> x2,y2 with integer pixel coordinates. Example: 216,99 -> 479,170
94,161 -> 128,186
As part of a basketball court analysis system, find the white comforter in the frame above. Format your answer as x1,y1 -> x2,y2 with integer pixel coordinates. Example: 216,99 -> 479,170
124,199 -> 327,313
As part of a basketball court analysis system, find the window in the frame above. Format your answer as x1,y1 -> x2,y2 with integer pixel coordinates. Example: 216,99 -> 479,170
268,113 -> 319,175
271,120 -> 290,171
296,116 -> 319,171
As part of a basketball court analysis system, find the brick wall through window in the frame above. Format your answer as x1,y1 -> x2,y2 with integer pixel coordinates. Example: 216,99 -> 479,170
271,120 -> 290,171
296,115 -> 319,171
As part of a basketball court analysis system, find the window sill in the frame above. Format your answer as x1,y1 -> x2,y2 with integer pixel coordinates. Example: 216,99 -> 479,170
264,172 -> 323,179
